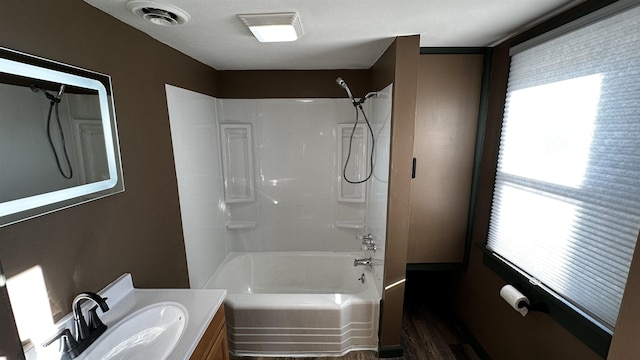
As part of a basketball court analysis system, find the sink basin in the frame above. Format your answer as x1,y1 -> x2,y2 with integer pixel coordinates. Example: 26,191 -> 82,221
81,302 -> 188,360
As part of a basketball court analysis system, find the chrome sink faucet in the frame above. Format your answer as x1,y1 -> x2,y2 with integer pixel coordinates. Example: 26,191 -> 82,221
43,292 -> 109,359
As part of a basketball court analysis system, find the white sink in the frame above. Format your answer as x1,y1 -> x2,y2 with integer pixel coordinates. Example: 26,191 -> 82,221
81,302 -> 188,360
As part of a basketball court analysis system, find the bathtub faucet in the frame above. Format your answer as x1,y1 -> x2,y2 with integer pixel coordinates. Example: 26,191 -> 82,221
354,257 -> 373,267
357,234 -> 377,251
357,234 -> 375,244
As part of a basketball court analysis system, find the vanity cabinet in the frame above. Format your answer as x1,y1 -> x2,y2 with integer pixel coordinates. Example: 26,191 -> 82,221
190,305 -> 229,360
407,53 -> 484,264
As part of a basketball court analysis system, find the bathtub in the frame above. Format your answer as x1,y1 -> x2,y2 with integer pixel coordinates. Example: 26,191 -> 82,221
205,252 -> 381,357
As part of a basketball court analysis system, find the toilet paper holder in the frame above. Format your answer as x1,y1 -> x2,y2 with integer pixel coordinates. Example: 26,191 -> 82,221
501,284 -> 549,314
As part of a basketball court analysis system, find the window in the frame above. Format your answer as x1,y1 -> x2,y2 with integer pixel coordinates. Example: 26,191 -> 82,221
487,1 -> 640,341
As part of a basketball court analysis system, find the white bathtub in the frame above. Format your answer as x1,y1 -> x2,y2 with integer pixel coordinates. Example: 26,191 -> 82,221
205,252 -> 381,357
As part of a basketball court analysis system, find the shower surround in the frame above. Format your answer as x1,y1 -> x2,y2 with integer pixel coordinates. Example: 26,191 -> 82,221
166,84 -> 392,355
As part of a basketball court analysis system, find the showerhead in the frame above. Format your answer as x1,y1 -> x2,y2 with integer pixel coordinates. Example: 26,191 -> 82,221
56,84 -> 65,100
30,83 -> 65,103
335,77 -> 354,100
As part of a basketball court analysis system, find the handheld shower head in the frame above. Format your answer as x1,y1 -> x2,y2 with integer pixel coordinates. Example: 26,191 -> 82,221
30,84 -> 66,102
335,77 -> 354,100
56,84 -> 66,100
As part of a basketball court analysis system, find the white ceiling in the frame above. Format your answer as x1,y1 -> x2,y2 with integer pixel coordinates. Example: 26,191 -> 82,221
84,0 -> 581,71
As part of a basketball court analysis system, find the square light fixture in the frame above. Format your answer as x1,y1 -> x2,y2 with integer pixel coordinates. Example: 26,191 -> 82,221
238,12 -> 303,43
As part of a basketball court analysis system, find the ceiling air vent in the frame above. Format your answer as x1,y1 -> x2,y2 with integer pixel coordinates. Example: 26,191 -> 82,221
127,1 -> 190,26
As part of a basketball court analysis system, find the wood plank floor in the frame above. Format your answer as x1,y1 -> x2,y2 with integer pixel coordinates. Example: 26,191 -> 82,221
229,291 -> 481,360
401,296 -> 481,360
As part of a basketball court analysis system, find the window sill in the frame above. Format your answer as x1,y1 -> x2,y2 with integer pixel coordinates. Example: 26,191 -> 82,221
477,243 -> 612,358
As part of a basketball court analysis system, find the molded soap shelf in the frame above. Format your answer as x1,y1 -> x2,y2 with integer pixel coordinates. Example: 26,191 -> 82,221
335,221 -> 365,229
226,221 -> 258,229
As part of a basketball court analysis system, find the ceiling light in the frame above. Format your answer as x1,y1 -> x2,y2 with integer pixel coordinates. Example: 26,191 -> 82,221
128,1 -> 191,26
238,12 -> 303,43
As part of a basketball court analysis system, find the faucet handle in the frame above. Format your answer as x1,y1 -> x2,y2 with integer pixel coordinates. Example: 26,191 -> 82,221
87,305 -> 107,332
42,328 -> 78,354
361,244 -> 378,252
357,233 -> 375,240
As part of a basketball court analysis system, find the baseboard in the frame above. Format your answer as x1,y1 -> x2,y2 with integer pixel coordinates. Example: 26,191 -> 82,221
378,344 -> 403,358
453,318 -> 492,360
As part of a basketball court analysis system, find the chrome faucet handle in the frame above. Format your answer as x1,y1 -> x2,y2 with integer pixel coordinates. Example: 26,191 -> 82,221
362,238 -> 375,246
42,328 -> 78,354
357,233 -> 375,240
361,244 -> 378,252
357,234 -> 376,247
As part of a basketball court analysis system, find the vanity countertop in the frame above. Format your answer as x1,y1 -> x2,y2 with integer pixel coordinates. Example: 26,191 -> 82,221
26,273 -> 226,360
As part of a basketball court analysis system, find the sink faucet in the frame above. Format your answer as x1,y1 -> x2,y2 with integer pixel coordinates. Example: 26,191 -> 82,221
43,292 -> 109,359
73,292 -> 109,341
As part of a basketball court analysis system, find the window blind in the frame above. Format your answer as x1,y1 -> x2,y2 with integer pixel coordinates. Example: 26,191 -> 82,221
487,4 -> 640,331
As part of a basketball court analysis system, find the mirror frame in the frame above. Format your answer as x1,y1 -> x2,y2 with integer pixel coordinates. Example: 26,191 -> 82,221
0,47 -> 124,227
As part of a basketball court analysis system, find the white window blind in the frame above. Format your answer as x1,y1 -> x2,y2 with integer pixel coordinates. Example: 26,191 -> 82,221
487,4 -> 640,331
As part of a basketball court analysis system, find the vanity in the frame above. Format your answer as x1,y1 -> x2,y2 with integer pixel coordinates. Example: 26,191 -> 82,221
190,303 -> 229,360
25,274 -> 227,360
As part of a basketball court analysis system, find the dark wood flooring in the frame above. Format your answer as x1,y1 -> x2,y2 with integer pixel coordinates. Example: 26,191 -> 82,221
230,278 -> 482,360
400,295 -> 481,360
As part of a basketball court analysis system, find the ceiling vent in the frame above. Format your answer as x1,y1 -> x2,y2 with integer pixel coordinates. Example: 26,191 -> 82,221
127,1 -> 190,26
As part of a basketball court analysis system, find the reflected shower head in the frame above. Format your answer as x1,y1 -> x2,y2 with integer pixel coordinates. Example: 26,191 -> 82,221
335,77 -> 354,100
56,84 -> 65,100
29,84 -> 65,101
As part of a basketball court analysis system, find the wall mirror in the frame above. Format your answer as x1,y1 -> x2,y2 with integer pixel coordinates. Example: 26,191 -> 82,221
0,47 -> 123,227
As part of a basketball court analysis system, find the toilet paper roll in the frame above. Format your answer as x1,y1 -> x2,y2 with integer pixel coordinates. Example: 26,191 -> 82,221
500,284 -> 529,317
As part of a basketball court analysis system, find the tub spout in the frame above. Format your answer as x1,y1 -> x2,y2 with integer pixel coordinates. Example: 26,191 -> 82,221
354,257 -> 372,267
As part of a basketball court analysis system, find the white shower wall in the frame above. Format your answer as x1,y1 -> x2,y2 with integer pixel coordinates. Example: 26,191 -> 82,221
166,85 -> 227,289
220,98 -> 370,252
167,84 -> 392,288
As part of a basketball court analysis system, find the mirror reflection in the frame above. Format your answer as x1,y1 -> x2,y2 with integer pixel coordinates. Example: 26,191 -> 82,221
0,48 -> 123,227
0,81 -> 109,203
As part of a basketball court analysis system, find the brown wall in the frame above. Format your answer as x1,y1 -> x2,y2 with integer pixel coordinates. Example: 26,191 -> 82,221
371,35 -> 420,348
218,70 -> 370,98
453,44 -> 602,360
408,54 -> 483,264
0,0 -> 218,330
